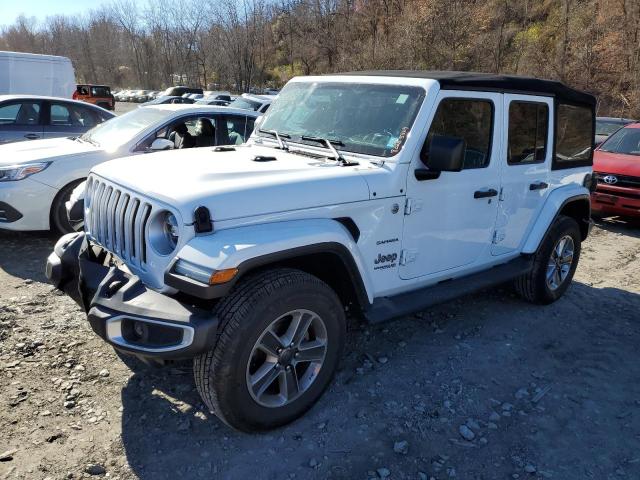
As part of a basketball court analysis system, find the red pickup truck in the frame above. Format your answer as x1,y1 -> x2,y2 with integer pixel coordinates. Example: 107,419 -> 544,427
592,123 -> 640,219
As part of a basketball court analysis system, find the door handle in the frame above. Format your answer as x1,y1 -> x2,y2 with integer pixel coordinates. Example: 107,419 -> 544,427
529,181 -> 548,191
474,188 -> 498,199
24,133 -> 40,139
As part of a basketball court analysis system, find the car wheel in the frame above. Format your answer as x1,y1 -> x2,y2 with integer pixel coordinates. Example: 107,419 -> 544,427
50,180 -> 84,235
514,215 -> 581,304
194,268 -> 346,432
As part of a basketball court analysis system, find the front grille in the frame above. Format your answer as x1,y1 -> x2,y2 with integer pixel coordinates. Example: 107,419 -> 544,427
595,172 -> 640,189
85,176 -> 152,268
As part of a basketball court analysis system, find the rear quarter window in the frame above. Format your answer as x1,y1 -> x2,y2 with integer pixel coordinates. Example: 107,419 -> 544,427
554,103 -> 594,169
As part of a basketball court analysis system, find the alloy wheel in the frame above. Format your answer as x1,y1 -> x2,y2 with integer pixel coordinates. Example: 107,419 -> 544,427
246,309 -> 328,408
546,235 -> 574,291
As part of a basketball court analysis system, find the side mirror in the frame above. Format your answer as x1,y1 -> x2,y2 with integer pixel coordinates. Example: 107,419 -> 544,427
150,138 -> 174,151
420,135 -> 465,172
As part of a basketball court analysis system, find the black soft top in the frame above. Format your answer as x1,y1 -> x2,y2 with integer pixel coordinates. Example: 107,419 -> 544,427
338,70 -> 596,107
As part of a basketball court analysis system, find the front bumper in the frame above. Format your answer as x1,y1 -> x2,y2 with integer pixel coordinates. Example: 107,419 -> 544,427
591,189 -> 640,218
0,178 -> 58,230
46,232 -> 219,362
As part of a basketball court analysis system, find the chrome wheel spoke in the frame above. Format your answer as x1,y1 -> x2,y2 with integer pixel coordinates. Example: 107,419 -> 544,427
250,362 -> 280,398
282,367 -> 299,400
560,252 -> 573,265
258,329 -> 284,357
288,311 -> 313,347
295,340 -> 326,363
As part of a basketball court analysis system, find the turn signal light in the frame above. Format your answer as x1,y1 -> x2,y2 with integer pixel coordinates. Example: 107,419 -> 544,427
209,268 -> 239,285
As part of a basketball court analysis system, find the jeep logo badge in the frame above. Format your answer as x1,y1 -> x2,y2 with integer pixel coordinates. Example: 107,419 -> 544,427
603,175 -> 618,185
375,253 -> 398,265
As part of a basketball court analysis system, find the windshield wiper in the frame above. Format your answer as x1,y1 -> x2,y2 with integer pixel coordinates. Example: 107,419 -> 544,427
259,129 -> 290,150
300,136 -> 355,165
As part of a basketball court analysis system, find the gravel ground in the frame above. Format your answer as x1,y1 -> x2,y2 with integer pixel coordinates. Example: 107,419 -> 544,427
0,219 -> 639,480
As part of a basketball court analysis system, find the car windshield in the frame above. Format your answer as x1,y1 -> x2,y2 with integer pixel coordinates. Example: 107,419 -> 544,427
258,82 -> 425,157
599,127 -> 640,156
229,97 -> 261,111
596,120 -> 626,136
80,107 -> 168,148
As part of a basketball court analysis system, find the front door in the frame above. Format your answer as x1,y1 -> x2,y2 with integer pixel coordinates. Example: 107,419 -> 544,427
400,91 -> 503,280
491,94 -> 553,255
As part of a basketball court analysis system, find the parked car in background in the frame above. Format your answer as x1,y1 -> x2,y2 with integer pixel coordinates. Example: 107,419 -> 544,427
133,90 -> 153,102
195,98 -> 230,106
73,84 -> 115,110
592,122 -> 640,218
0,51 -> 75,98
204,91 -> 232,101
0,95 -> 114,145
595,117 -> 636,145
262,88 -> 280,95
139,95 -> 195,107
0,104 -> 258,232
228,93 -> 274,113
187,93 -> 204,100
162,86 -> 203,97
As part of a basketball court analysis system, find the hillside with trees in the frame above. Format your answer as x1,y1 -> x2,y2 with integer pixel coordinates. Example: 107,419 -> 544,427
1,0 -> 638,116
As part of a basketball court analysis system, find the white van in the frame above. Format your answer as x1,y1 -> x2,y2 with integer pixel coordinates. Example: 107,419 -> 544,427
0,51 -> 76,98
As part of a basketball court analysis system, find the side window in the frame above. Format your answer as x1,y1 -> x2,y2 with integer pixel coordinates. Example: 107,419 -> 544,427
0,102 -> 41,125
508,102 -> 548,165
555,103 -> 593,168
425,98 -> 493,169
226,115 -> 250,144
50,103 -> 99,128
50,103 -> 72,125
73,105 -> 101,128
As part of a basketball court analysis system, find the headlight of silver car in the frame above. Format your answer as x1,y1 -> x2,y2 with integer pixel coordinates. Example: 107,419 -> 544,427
149,210 -> 180,255
0,162 -> 51,182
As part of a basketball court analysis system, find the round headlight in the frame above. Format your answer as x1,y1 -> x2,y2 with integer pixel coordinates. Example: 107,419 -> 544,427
149,210 -> 180,255
163,212 -> 179,249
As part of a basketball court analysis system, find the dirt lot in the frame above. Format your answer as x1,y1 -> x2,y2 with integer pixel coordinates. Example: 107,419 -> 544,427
0,219 -> 639,480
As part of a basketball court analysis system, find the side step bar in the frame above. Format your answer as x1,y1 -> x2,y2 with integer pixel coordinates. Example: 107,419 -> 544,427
364,256 -> 533,324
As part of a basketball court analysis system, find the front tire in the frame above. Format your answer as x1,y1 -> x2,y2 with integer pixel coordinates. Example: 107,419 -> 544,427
514,215 -> 581,304
194,268 -> 346,432
50,180 -> 84,234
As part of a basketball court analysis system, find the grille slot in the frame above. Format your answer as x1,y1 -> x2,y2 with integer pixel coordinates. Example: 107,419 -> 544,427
85,177 -> 153,269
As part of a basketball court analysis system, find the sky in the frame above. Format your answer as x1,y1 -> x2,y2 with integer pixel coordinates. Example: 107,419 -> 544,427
0,0 -> 114,27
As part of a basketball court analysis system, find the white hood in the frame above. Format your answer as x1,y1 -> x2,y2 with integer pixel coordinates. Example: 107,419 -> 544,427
91,144 -> 373,222
0,137 -> 104,166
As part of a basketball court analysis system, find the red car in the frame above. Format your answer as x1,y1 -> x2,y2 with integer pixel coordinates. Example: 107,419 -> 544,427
592,122 -> 640,218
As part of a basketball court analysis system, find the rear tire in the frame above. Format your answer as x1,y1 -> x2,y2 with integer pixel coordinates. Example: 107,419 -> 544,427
194,268 -> 346,432
514,215 -> 581,304
50,180 -> 84,235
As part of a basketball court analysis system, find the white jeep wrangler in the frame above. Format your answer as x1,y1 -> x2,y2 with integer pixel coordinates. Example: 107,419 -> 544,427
47,71 -> 596,431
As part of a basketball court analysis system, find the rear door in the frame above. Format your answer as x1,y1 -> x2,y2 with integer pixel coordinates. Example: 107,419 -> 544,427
44,101 -> 101,138
491,94 -> 553,255
0,99 -> 44,144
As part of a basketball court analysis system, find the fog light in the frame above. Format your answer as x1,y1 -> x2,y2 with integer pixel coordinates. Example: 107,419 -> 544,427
132,321 -> 149,341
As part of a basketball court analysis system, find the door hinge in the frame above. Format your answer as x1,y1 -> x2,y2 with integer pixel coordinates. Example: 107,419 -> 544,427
404,198 -> 422,215
399,249 -> 417,265
492,229 -> 506,244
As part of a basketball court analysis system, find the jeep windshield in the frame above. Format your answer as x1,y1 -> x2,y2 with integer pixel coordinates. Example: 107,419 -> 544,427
258,82 -> 425,157
80,108 -> 168,148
